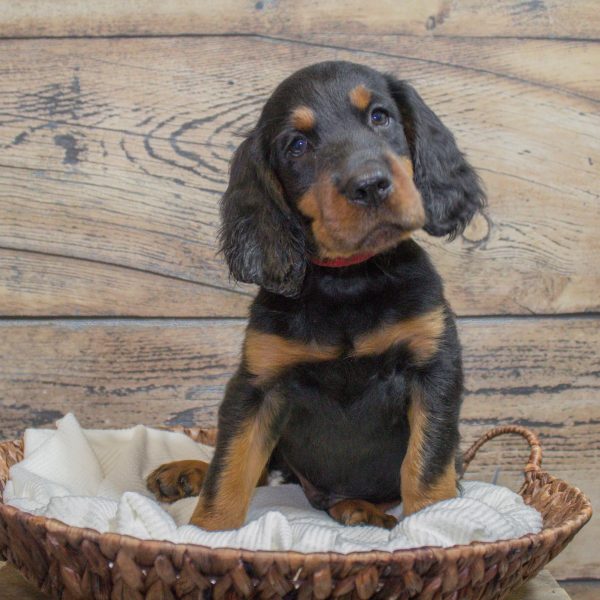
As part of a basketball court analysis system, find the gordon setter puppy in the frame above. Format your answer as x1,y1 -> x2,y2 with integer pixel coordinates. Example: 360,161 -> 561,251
147,61 -> 485,530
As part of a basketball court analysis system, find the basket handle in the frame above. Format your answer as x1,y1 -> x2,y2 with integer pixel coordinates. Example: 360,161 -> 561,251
462,424 -> 542,482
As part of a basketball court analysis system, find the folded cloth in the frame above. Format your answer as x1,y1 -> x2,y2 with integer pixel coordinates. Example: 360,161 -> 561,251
4,414 -> 542,552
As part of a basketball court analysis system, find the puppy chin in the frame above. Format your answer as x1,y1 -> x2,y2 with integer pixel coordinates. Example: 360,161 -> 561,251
360,223 -> 413,253
316,224 -> 414,259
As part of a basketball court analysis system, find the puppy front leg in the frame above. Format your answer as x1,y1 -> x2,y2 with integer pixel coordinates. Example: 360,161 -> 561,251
191,373 -> 286,530
401,384 -> 459,516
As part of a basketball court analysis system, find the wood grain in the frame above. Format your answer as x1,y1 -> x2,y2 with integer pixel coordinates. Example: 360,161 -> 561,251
458,316 -> 600,579
0,316 -> 597,577
0,249 -> 251,317
0,2 -> 598,581
0,0 -> 598,40
0,319 -> 244,437
561,580 -> 600,600
0,36 -> 598,317
509,571 -> 572,600
310,35 -> 600,100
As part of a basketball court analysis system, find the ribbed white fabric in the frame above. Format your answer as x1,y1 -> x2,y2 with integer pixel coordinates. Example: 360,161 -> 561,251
4,414 -> 542,552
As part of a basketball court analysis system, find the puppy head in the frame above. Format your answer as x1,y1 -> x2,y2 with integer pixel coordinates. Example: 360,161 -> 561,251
220,61 -> 485,296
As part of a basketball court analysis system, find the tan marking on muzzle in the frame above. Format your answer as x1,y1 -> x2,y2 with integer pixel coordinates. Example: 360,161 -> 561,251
298,153 -> 425,259
290,106 -> 316,131
349,85 -> 372,111
298,180 -> 369,258
386,153 -> 426,230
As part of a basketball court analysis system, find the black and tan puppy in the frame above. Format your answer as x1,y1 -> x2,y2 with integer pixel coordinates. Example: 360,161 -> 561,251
147,61 -> 485,531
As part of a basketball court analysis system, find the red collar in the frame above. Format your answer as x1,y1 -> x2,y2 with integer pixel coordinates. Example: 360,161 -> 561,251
310,252 -> 375,268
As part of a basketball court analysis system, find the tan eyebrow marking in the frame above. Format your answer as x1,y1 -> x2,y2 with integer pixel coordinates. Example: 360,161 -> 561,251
349,84 -> 372,111
290,106 -> 316,131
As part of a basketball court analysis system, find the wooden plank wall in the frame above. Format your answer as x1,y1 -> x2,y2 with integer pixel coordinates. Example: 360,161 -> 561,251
0,0 -> 598,578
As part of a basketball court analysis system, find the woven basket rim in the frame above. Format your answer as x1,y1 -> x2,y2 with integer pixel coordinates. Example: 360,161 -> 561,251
0,425 -> 593,568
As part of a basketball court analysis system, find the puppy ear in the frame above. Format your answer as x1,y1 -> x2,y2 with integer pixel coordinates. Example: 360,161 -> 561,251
219,133 -> 306,297
386,77 -> 486,238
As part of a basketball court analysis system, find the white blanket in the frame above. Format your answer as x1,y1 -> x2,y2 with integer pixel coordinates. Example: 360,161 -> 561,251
4,414 -> 542,552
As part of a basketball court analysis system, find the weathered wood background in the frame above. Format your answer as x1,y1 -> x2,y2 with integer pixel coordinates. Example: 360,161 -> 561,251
0,0 -> 598,579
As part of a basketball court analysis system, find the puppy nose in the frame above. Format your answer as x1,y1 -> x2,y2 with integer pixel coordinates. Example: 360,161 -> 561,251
345,172 -> 392,206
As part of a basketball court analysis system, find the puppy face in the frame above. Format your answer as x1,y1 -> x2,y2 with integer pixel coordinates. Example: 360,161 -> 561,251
220,61 -> 485,296
264,63 -> 425,258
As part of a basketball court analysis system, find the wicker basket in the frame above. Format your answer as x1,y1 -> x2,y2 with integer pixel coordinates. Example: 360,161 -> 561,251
0,425 -> 592,600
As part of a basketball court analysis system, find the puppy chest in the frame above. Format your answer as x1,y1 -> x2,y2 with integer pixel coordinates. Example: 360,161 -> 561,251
275,363 -> 411,503
243,304 -> 446,385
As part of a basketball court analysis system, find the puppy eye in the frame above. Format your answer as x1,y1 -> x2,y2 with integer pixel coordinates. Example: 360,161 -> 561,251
370,108 -> 390,126
288,135 -> 309,157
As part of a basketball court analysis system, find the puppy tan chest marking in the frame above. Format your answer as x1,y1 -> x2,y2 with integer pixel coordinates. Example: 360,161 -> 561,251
352,306 -> 446,364
245,307 -> 445,383
244,329 -> 339,384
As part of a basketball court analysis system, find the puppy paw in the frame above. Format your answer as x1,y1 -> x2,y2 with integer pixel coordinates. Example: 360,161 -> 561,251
328,499 -> 398,529
146,460 -> 209,503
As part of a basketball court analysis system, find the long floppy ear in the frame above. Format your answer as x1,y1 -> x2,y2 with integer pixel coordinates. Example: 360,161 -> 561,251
386,77 -> 486,238
219,132 -> 306,297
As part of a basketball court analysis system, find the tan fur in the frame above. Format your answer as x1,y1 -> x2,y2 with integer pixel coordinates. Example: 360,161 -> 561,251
353,306 -> 446,365
386,153 -> 426,230
146,459 -> 209,503
291,106 -> 316,131
348,84 -> 372,111
191,396 -> 280,530
401,390 -> 457,516
244,329 -> 339,384
245,307 -> 444,386
328,499 -> 397,529
298,154 -> 424,259
186,313 -> 448,527
298,179 -> 369,258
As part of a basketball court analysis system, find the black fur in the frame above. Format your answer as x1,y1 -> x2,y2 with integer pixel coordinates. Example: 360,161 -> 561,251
385,77 -> 486,238
200,61 -> 484,521
259,243 -> 461,507
219,134 -> 306,297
